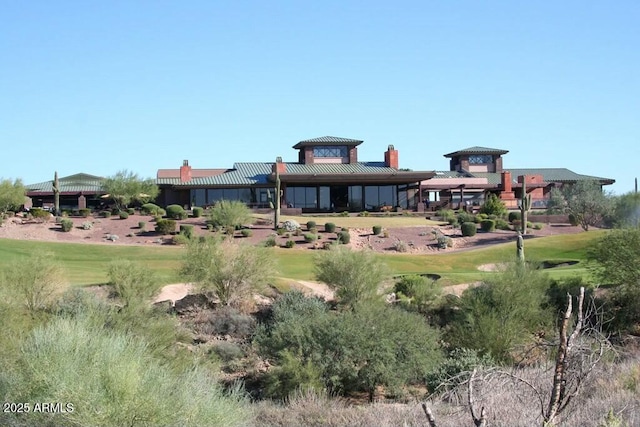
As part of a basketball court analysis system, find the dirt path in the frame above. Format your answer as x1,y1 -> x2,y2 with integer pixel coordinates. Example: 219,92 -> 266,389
294,280 -> 335,300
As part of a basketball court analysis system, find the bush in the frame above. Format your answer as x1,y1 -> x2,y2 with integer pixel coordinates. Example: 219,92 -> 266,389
425,348 -> 495,394
568,213 -> 579,226
339,211 -> 349,217
211,341 -> 244,362
338,231 -> 351,244
192,206 -> 204,218
172,234 -> 190,245
438,209 -> 456,223
155,219 -> 177,234
264,236 -> 277,247
308,226 -> 318,234
285,239 -> 296,248
119,211 -> 129,220
127,208 -> 135,215
209,200 -> 253,236
533,223 -> 543,230
372,225 -> 382,235
240,229 -> 252,237
79,208 -> 91,217
82,221 -> 93,230
480,219 -> 496,232
141,203 -> 163,215
324,222 -> 336,233
304,233 -> 317,243
138,221 -> 146,231
393,240 -> 408,252
180,224 -> 195,239
166,204 -> 188,220
29,208 -> 51,220
200,306 -> 256,338
107,259 -> 159,307
461,222 -> 477,237
508,211 -> 521,222
358,211 -> 369,217
100,210 -> 111,218
111,207 -> 121,215
457,212 -> 475,225
60,218 -> 73,232
480,193 -> 507,217
282,219 -> 300,232
306,220 -> 317,230
495,218 -> 511,230
276,228 -> 286,236
526,221 -> 533,228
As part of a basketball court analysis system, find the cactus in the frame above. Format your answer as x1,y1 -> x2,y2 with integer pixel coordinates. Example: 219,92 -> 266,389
520,176 -> 531,235
53,171 -> 60,217
268,158 -> 282,231
517,231 -> 525,263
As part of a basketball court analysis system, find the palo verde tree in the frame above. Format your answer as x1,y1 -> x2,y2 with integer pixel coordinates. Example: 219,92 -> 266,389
314,247 -> 389,310
610,191 -> 640,228
0,178 -> 26,216
208,200 -> 253,237
181,237 -> 276,307
102,170 -> 159,212
558,180 -> 613,231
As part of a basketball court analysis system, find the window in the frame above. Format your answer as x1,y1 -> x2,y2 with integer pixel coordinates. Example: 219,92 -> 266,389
313,146 -> 348,158
468,155 -> 493,164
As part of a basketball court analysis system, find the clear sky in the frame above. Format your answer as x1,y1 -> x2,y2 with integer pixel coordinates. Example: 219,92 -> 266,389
1,1 -> 638,194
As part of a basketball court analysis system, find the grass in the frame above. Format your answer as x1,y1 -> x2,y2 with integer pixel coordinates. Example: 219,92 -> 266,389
0,231 -> 604,289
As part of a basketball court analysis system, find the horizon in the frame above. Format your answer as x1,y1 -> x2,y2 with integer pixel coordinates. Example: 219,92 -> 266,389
2,1 -> 638,194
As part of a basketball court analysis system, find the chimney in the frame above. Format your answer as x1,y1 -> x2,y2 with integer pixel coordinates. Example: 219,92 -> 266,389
180,160 -> 192,182
384,145 -> 399,169
501,171 -> 512,193
272,156 -> 286,174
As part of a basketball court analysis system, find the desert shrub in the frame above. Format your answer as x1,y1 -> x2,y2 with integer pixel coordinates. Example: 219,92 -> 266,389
447,217 -> 458,226
308,226 -> 318,234
172,234 -> 190,245
276,228 -> 286,236
294,228 -> 302,236
304,233 -> 317,243
79,208 -> 91,217
200,306 -> 256,338
262,350 -> 324,400
508,211 -> 521,222
155,219 -> 177,234
180,224 -> 195,239
100,210 -> 111,218
285,239 -> 295,248
282,219 -> 300,232
60,218 -> 73,232
138,221 -> 146,231
211,341 -> 244,362
209,200 -> 253,236
393,240 -> 408,252
495,218 -> 511,230
480,219 -> 496,232
533,222 -> 543,230
82,221 -> 93,230
141,203 -> 163,215
110,207 -> 121,215
166,204 -> 188,220
438,209 -> 456,223
29,208 -> 50,220
324,222 -> 336,233
264,236 -> 277,247
240,228 -> 252,237
127,207 -> 135,215
461,222 -> 477,236
192,206 -> 204,218
436,235 -> 452,249
119,211 -> 129,219
394,274 -> 442,315
425,348 -> 495,394
526,221 -> 533,228
457,211 -> 475,225
568,213 -> 579,226
306,220 -> 317,230
339,211 -> 349,217
382,229 -> 390,238
358,210 -> 370,217
107,259 -> 159,308
338,230 -> 350,244
480,193 -> 507,217
372,225 -> 382,235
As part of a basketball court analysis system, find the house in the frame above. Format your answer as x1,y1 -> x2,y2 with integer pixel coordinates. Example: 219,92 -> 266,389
25,173 -> 107,211
421,146 -> 615,210
156,136 -> 435,213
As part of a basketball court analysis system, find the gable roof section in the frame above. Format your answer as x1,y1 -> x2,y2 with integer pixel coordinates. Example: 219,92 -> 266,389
26,173 -> 106,194
157,168 -> 228,179
428,168 -> 614,186
292,136 -> 364,149
165,163 -> 272,187
443,146 -> 509,158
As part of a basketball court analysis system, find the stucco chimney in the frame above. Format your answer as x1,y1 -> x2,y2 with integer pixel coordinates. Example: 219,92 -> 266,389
180,160 -> 192,182
384,145 -> 399,169
501,171 -> 512,193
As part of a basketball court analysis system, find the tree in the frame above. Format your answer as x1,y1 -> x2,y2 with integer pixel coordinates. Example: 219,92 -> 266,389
611,191 -> 640,228
560,180 -> 613,231
0,178 -> 26,215
181,238 -> 276,307
1,250 -> 65,315
546,187 -> 566,214
314,247 -> 388,309
479,193 -> 507,217
102,170 -> 159,211
208,200 -> 253,237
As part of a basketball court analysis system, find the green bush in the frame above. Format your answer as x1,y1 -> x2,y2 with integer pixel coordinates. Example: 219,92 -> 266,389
526,221 -> 533,229
324,222 -> 336,233
306,220 -> 317,230
285,239 -> 295,248
425,348 -> 495,394
358,211 -> 369,217
372,225 -> 382,235
240,229 -> 252,237
262,350 -> 324,400
138,221 -> 146,231
100,211 -> 111,218
155,219 -> 176,235
568,213 -> 579,226
264,236 -> 277,247
480,219 -> 496,232
461,222 -> 477,236
141,203 -> 163,215
201,307 -> 256,338
495,218 -> 511,230
29,208 -> 50,220
457,212 -> 475,225
127,208 -> 135,215
338,231 -> 351,244
339,211 -> 349,217
304,233 -> 317,243
119,211 -> 129,219
393,240 -> 408,252
211,341 -> 244,362
60,218 -> 74,232
79,208 -> 91,217
308,226 -> 318,234
111,207 -> 120,215
192,206 -> 204,218
480,193 -> 507,217
180,224 -> 195,239
508,211 -> 521,222
82,221 -> 93,230
533,223 -> 543,230
276,227 -> 286,236
166,204 -> 188,220
438,209 -> 456,223
107,259 -> 159,307
172,234 -> 190,245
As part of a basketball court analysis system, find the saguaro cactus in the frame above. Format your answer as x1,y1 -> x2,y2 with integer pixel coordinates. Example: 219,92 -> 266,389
516,231 -> 525,263
53,171 -> 60,217
268,158 -> 282,230
520,176 -> 531,235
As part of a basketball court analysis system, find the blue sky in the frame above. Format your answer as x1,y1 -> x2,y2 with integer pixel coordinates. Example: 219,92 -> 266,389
1,1 -> 638,194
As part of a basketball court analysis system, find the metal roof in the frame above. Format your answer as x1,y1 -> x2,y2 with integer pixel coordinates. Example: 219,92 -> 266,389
26,173 -> 106,194
292,136 -> 364,149
284,161 -> 393,174
432,168 -> 615,186
443,146 -> 509,157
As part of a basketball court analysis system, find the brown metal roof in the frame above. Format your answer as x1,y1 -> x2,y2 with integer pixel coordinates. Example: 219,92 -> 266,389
156,168 -> 228,179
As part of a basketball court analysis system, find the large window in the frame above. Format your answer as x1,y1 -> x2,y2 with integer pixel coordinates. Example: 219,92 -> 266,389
313,146 -> 348,158
191,188 -> 260,206
468,154 -> 493,164
348,186 -> 362,211
285,186 -> 317,209
363,185 -> 397,210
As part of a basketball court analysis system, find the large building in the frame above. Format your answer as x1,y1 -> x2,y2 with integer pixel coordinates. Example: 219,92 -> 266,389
24,138 -> 615,213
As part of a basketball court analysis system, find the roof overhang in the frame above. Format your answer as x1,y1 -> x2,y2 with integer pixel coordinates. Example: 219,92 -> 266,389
275,172 -> 435,184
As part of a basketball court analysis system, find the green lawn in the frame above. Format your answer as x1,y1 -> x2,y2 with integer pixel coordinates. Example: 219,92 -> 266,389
0,230 -> 603,288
